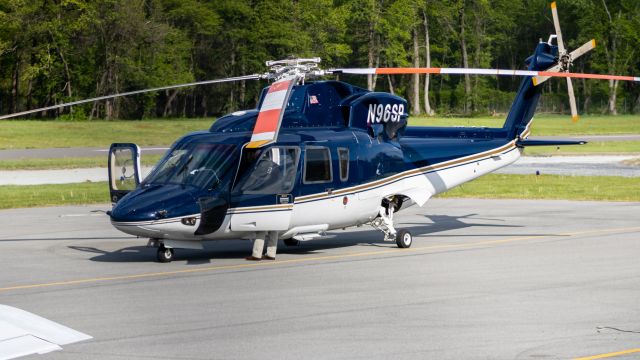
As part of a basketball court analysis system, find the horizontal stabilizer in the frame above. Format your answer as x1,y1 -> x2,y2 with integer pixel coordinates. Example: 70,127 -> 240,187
516,138 -> 587,147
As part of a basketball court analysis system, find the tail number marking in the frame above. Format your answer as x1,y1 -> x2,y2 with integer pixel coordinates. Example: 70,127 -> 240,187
367,103 -> 404,124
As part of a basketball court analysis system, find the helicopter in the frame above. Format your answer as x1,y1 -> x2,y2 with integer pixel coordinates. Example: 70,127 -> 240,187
2,2 -> 638,263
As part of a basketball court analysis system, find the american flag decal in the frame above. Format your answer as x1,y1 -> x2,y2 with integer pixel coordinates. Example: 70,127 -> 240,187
246,76 -> 298,149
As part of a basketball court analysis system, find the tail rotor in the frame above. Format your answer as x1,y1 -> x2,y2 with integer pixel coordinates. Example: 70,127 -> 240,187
532,2 -> 596,122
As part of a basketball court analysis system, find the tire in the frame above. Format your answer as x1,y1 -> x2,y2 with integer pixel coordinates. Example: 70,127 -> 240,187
283,238 -> 300,247
157,246 -> 174,263
395,229 -> 412,249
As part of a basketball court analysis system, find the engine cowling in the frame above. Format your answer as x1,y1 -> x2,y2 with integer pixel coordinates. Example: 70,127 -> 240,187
344,92 -> 408,141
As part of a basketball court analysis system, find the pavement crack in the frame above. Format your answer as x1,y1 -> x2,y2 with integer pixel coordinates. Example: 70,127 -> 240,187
596,326 -> 640,334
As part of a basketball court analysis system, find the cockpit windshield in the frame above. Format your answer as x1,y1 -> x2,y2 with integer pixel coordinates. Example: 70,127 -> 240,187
144,143 -> 237,191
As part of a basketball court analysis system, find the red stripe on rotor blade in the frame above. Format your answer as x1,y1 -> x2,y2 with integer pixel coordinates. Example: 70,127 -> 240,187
375,68 -> 442,75
539,71 -> 636,82
253,109 -> 281,133
268,80 -> 292,93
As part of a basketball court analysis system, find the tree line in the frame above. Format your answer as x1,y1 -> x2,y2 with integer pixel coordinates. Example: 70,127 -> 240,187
0,0 -> 638,120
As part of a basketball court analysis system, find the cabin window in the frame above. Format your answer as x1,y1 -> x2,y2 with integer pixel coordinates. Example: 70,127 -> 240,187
304,147 -> 332,184
234,147 -> 300,194
337,148 -> 349,181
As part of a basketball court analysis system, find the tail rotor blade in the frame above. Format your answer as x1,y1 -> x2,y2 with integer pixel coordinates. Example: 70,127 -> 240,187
570,39 -> 596,61
566,77 -> 579,122
550,2 -> 566,53
0,74 -> 262,120
532,63 -> 562,86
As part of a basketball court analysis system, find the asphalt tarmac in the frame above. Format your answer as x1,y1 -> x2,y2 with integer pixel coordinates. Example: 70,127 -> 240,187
1,199 -> 639,360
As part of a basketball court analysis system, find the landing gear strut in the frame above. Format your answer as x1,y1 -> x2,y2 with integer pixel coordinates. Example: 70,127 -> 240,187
370,196 -> 412,248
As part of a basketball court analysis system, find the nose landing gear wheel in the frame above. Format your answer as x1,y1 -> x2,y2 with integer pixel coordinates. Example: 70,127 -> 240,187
157,246 -> 174,263
395,229 -> 412,248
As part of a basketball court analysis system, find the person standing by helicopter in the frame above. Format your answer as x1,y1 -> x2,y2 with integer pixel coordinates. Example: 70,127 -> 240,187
246,231 -> 278,260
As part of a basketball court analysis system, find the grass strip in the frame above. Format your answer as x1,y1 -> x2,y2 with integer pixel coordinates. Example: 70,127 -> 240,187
1,174 -> 638,210
0,115 -> 637,150
410,114 -> 640,136
0,154 -> 163,170
438,174 -> 640,202
0,182 -> 109,209
0,118 -> 211,150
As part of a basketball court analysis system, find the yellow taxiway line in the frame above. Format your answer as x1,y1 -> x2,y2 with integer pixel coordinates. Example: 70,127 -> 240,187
574,348 -> 640,360
0,226 -> 638,294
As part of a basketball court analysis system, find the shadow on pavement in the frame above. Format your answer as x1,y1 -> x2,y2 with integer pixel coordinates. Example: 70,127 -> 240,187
66,213 -> 556,264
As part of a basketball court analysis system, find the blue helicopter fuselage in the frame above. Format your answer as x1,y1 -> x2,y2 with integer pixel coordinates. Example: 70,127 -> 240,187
109,41 -> 558,244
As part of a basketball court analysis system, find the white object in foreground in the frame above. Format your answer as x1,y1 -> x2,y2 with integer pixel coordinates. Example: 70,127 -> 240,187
0,305 -> 91,359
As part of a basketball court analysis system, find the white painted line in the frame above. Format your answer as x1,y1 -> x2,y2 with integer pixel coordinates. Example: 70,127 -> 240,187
59,213 -> 105,218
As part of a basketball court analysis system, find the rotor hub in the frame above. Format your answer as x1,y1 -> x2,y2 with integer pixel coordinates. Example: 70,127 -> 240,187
558,52 -> 572,72
262,58 -> 326,82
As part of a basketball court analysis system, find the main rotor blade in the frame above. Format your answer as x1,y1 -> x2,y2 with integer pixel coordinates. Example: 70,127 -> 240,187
331,67 -> 640,83
551,2 -> 565,54
566,77 -> 579,122
246,75 -> 298,149
331,68 -> 538,76
0,74 -> 262,120
570,39 -> 596,61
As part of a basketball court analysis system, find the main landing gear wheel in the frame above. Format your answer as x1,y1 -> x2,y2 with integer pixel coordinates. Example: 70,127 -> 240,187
395,229 -> 412,248
283,238 -> 300,247
157,245 -> 174,263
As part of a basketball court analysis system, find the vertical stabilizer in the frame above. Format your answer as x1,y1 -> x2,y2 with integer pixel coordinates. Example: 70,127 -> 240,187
503,42 -> 558,139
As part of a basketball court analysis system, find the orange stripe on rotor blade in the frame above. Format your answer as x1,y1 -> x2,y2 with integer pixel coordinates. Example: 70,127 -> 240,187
246,140 -> 272,149
253,109 -> 281,133
539,71 -> 636,82
375,68 -> 441,75
268,80 -> 292,93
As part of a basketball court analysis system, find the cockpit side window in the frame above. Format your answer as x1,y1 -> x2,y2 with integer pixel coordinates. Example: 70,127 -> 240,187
234,147 -> 300,194
147,148 -> 189,185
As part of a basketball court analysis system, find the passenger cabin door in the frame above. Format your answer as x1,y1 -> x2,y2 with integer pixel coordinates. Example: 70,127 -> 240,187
297,143 -> 357,228
108,143 -> 142,204
229,146 -> 300,231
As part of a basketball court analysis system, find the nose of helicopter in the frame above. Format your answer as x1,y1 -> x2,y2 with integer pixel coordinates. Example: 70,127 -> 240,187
109,184 -> 201,223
